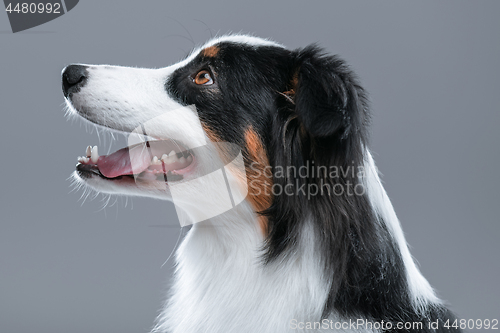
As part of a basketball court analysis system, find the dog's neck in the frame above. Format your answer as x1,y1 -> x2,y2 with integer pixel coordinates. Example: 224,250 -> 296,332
154,202 -> 331,333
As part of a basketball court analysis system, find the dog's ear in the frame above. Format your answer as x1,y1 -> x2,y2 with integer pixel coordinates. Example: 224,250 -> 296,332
292,46 -> 369,139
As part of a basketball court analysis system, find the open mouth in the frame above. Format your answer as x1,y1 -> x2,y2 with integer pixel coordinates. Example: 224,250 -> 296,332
76,140 -> 195,182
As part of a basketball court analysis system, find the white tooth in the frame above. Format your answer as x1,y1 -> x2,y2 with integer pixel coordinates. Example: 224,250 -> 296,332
179,156 -> 186,165
161,154 -> 170,164
152,156 -> 159,165
86,146 -> 92,157
78,156 -> 85,163
83,157 -> 89,163
91,146 -> 99,163
187,155 -> 193,163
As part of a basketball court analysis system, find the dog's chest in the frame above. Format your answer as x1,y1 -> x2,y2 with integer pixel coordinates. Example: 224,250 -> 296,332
159,222 -> 337,333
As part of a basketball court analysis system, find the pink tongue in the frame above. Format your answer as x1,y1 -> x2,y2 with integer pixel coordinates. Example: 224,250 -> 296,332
97,145 -> 151,178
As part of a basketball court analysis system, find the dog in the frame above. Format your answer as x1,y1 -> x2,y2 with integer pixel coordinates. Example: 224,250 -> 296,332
62,35 -> 461,332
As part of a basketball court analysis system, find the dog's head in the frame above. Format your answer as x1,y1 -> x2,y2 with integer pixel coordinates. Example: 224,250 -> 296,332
63,34 -> 369,230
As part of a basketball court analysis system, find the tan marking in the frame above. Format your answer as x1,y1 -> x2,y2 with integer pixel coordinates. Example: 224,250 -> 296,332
201,123 -> 272,235
244,127 -> 273,235
201,46 -> 220,58
201,122 -> 221,142
201,122 -> 238,168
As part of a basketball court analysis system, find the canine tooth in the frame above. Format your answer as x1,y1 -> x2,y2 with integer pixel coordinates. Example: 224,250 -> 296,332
179,156 -> 186,164
86,146 -> 92,157
91,146 -> 99,163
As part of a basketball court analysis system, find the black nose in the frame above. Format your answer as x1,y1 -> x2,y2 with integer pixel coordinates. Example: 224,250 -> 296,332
62,65 -> 88,97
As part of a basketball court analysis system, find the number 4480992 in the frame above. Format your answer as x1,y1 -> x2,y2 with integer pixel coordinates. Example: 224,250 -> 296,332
5,3 -> 61,14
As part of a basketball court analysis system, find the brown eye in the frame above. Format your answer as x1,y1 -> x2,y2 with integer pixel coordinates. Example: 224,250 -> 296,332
193,70 -> 214,85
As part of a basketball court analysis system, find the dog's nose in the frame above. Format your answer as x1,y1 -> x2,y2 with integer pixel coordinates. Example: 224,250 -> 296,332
62,65 -> 88,97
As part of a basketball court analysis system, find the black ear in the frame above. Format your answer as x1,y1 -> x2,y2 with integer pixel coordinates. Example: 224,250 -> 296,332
293,46 -> 369,139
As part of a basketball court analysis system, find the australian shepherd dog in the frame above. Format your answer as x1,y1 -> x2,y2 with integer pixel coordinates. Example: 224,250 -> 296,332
62,35 -> 461,333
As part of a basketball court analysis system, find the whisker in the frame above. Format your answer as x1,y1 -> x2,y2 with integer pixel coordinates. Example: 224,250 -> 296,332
161,226 -> 185,268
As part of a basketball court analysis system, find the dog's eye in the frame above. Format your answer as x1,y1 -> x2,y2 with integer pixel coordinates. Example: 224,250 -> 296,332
193,70 -> 214,85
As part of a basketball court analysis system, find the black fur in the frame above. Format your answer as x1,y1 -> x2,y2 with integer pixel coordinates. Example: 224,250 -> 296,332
166,41 -> 461,332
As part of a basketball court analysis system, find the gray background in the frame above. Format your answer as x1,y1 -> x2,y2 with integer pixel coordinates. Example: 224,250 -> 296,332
1,1 -> 499,332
